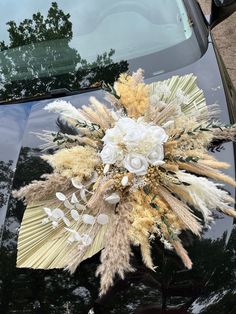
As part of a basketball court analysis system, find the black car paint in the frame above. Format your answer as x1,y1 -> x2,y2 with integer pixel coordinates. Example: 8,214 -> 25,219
0,3 -> 236,314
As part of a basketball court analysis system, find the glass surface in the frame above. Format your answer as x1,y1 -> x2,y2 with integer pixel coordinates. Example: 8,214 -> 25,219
0,0 -> 203,102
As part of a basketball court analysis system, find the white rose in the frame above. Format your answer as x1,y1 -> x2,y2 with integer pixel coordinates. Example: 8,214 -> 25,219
123,153 -> 148,176
123,127 -> 145,147
102,127 -> 123,144
100,143 -> 121,164
147,145 -> 165,166
116,117 -> 137,133
149,125 -> 168,144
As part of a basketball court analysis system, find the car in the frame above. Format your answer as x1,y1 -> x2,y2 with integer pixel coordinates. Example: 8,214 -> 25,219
0,1 -> 236,313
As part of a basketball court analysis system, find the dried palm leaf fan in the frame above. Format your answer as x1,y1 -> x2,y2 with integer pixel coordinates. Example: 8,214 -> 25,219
14,69 -> 236,296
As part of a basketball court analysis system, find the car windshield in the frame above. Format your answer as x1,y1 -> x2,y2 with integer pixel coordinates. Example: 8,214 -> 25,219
0,0 -> 205,102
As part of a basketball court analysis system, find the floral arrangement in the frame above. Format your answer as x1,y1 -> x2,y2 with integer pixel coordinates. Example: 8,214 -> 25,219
14,69 -> 236,296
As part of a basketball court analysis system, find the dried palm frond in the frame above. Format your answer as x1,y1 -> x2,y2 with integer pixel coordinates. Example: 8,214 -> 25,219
149,74 -> 207,117
17,199 -> 111,270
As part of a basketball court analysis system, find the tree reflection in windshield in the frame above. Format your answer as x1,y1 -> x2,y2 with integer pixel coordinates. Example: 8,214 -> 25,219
0,2 -> 128,102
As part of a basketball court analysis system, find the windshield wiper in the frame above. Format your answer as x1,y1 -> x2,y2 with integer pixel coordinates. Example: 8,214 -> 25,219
0,86 -> 101,105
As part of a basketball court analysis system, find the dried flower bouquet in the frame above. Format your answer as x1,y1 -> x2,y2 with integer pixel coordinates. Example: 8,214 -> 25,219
14,69 -> 236,295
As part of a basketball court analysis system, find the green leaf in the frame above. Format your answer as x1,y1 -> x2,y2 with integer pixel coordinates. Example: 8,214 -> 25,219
150,202 -> 159,209
143,186 -> 150,195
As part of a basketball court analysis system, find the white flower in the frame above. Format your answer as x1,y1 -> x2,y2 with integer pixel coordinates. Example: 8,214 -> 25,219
123,153 -> 148,176
116,117 -> 138,133
100,143 -> 121,165
147,145 -> 165,166
44,100 -> 83,121
100,117 -> 168,171
102,127 -> 123,144
123,127 -> 145,147
105,193 -> 120,204
149,125 -> 169,143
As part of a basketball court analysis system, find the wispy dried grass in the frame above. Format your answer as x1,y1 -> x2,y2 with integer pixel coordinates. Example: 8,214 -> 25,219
43,146 -> 99,181
87,179 -> 114,209
96,200 -> 135,296
213,126 -> 236,142
13,173 -> 71,204
174,171 -> 234,222
156,186 -> 202,236
177,162 -> 236,187
172,240 -> 192,269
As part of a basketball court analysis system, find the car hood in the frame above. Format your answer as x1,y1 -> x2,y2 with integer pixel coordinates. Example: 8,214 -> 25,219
0,43 -> 236,314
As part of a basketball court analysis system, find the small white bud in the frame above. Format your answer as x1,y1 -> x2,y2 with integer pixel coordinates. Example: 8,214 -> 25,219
121,176 -> 129,187
103,164 -> 110,175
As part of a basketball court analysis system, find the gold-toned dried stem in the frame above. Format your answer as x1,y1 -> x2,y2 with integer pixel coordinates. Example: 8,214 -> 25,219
161,163 -> 179,172
198,160 -> 230,170
220,207 -> 236,218
177,162 -> 236,187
